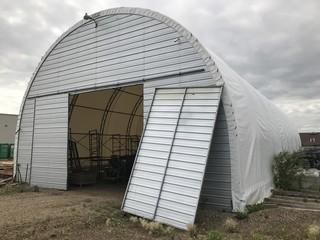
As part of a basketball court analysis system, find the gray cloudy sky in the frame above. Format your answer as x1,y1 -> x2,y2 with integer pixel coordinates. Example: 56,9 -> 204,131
0,0 -> 319,131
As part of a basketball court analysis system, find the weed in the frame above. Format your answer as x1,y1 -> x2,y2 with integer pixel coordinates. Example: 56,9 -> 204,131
129,216 -> 139,223
0,183 -> 42,195
105,218 -> 112,227
186,223 -> 197,238
235,210 -> 248,220
50,191 -> 62,196
224,217 -> 238,233
163,226 -> 174,234
247,203 -> 265,213
139,218 -> 167,235
252,233 -> 268,240
306,224 -> 320,240
207,230 -> 223,240
33,185 -> 40,192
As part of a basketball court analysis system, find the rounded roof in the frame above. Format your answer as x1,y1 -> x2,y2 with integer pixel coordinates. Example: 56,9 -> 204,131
19,7 -> 220,114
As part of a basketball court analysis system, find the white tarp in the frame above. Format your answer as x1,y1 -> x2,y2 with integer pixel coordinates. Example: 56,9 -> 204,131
211,53 -> 301,210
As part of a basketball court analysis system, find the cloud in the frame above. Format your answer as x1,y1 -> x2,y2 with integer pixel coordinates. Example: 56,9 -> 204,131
276,98 -> 320,132
0,0 -> 319,131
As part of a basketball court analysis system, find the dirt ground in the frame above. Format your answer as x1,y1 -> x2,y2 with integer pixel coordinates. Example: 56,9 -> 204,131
0,183 -> 320,240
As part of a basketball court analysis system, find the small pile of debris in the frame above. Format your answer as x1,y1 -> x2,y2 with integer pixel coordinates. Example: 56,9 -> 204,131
0,177 -> 12,187
266,189 -> 320,211
0,160 -> 13,178
299,168 -> 320,177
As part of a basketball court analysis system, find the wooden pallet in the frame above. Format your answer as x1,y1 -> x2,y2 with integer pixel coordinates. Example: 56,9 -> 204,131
0,160 -> 13,177
265,189 -> 320,211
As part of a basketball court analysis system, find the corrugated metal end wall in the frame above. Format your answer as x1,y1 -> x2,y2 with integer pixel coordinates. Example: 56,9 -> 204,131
16,11 -> 220,185
200,104 -> 232,210
15,10 -> 230,203
27,14 -> 212,98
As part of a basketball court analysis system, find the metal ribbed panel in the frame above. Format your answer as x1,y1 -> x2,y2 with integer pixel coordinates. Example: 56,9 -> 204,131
122,88 -> 185,219
154,87 -> 221,229
28,14 -> 207,98
30,94 -> 68,189
122,87 -> 222,230
143,69 -> 220,123
200,104 -> 232,210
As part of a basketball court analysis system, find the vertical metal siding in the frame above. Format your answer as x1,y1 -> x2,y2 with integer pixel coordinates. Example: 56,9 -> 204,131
16,99 -> 35,182
200,104 -> 232,210
30,94 -> 68,189
122,87 -> 222,230
123,88 -> 185,219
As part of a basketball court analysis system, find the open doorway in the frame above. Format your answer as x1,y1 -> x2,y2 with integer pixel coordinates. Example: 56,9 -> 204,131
67,84 -> 143,195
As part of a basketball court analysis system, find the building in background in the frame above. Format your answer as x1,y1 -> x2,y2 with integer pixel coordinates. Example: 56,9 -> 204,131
300,132 -> 320,148
0,113 -> 17,159
0,113 -> 18,144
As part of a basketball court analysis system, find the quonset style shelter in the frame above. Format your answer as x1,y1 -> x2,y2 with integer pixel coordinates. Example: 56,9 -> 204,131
14,7 -> 300,229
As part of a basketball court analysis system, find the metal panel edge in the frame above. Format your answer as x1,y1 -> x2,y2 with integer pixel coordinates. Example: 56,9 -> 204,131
191,85 -> 224,225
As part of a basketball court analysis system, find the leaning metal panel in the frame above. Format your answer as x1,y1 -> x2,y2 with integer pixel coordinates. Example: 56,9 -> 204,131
122,86 -> 223,229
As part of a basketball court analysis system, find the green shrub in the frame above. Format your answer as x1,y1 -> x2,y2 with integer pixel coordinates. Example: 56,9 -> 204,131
235,210 -> 248,220
247,202 -> 265,213
207,230 -> 223,240
272,151 -> 304,190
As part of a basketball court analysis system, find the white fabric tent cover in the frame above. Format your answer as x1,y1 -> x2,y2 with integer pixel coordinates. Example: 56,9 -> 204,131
211,53 -> 301,210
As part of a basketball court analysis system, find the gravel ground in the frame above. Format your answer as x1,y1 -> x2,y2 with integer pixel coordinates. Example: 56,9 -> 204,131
0,184 -> 320,240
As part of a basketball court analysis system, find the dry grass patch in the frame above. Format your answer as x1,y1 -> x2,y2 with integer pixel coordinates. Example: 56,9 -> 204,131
1,186 -> 320,240
187,223 -> 198,238
223,217 -> 238,233
307,224 -> 320,240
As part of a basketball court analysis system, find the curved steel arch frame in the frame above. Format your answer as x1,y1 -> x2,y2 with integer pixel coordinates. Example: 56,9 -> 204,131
68,85 -> 144,158
126,96 -> 143,136
98,88 -> 122,156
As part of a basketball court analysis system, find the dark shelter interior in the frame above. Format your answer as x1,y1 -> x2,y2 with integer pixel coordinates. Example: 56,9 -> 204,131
68,84 -> 143,188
